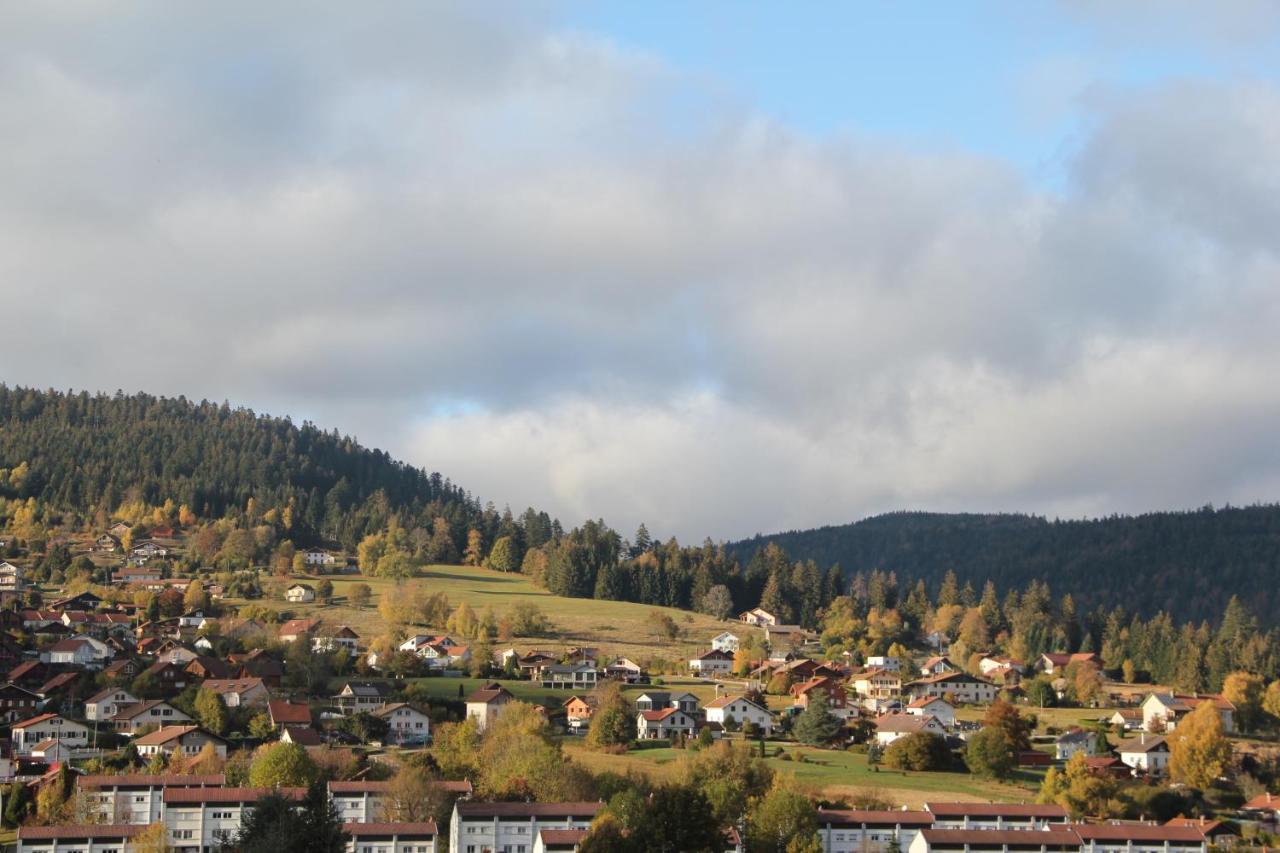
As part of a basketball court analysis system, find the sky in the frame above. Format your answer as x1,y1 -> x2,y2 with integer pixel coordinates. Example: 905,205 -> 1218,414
3,2 -> 1280,542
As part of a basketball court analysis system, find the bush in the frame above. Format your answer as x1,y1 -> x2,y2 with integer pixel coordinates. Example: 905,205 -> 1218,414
883,733 -> 951,771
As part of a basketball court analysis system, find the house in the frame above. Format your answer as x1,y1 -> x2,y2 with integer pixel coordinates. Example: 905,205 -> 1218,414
29,738 -> 75,764
1037,652 -> 1103,675
11,712 -> 90,755
277,618 -> 320,643
85,687 -> 139,721
79,773 -> 225,824
792,676 -> 853,717
267,700 -> 313,730
50,591 -> 106,611
739,608 -> 778,627
108,521 -> 132,538
228,649 -> 284,688
114,565 -> 163,585
711,632 -> 740,652
281,726 -> 324,746
905,696 -> 956,727
285,583 -> 316,603
466,683 -> 517,732
130,540 -> 169,558
0,682 -> 43,722
112,699 -> 193,734
636,707 -> 698,739
909,828 -> 1082,853
540,662 -> 599,690
866,655 -> 902,672
334,681 -> 392,715
184,655 -> 239,681
765,624 -> 813,647
143,659 -> 194,692
162,786 -> 305,850
312,625 -> 360,654
689,648 -> 735,677
102,657 -> 141,682
8,659 -> 49,687
1116,734 -> 1170,775
1141,693 -> 1235,733
1055,728 -> 1098,761
375,703 -> 432,746
95,533 -> 122,552
449,802 -> 600,853
0,561 -> 25,599
704,695 -> 774,735
851,669 -> 902,701
634,691 -> 699,714
816,809 -> 935,853
304,549 -> 337,566
201,677 -> 269,708
1108,708 -> 1143,731
1241,791 -> 1280,821
46,636 -> 113,668
922,803 -> 1069,830
134,725 -> 228,760
344,821 -> 438,853
564,695 -> 595,733
979,656 -> 1024,676
16,824 -> 147,853
1165,817 -> 1237,846
874,714 -> 947,746
603,658 -> 644,682
904,671 -> 999,705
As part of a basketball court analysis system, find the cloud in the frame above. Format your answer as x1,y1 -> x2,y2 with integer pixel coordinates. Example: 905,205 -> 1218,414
1,2 -> 1279,539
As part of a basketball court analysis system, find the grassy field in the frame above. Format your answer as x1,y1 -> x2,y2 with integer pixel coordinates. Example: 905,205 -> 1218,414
228,564 -> 753,664
562,741 -> 1044,807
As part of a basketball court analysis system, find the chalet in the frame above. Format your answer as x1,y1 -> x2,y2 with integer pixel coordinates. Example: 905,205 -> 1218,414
375,702 -> 432,745
0,561 -> 25,599
143,659 -> 195,691
103,658 -> 141,681
1055,728 -> 1098,761
739,607 -> 778,627
149,526 -> 176,539
277,617 -> 320,643
108,522 -> 132,538
50,591 -> 105,611
1116,734 -> 1170,775
184,655 -> 239,680
465,683 -> 516,732
874,714 -> 946,746
285,583 -> 316,603
344,821 -> 438,853
36,670 -> 84,703
130,540 -> 168,558
922,803 -> 1069,830
312,625 -> 360,654
603,658 -> 644,682
634,691 -> 700,715
268,700 -> 313,730
95,533 -> 122,552
229,649 -> 284,687
689,648 -> 735,676
905,696 -> 956,727
134,725 -> 227,760
12,712 -> 90,754
564,695 -> 595,732
201,677 -> 269,708
517,651 -> 558,677
0,682 -> 43,722
817,809 -> 935,853
84,686 -> 139,721
704,695 -> 773,735
449,802 -> 600,853
851,668 -> 902,701
334,681 -> 392,715
566,647 -> 600,666
78,773 -> 225,824
1108,708 -> 1143,731
765,624 -> 813,647
792,676 -> 852,717
711,632 -> 740,652
979,655 -> 1025,676
636,707 -> 698,739
8,660 -> 49,687
904,671 -> 998,705
16,824 -> 146,853
1037,652 -> 1103,675
540,662 -> 599,690
1141,693 -> 1235,733
1165,818 -> 1235,847
21,610 -> 60,630
112,699 -> 192,734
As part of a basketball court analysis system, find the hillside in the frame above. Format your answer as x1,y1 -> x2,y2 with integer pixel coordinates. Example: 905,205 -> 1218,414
728,507 -> 1280,624
0,385 -> 496,550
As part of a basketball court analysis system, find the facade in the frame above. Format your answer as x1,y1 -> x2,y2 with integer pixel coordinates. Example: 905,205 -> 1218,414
712,632 -> 740,652
449,801 -> 600,853
285,584 -> 316,603
689,648 -> 735,676
1141,693 -> 1235,734
909,828 -> 1082,853
113,700 -> 192,734
12,712 -> 90,755
135,726 -> 228,760
313,625 -> 361,654
564,695 -> 595,733
906,697 -> 956,727
636,707 -> 698,739
16,824 -> 145,853
465,684 -> 516,732
162,786 -> 306,852
85,687 -> 140,722
1055,729 -> 1098,761
540,662 -> 599,690
875,714 -> 947,746
904,672 -> 999,705
704,695 -> 773,735
922,804 -> 1070,831
739,608 -> 778,626
1117,735 -> 1170,775
376,703 -> 432,745
201,677 -> 269,708
817,809 -> 934,853
345,822 -> 437,853
79,774 -> 225,825
335,681 -> 393,715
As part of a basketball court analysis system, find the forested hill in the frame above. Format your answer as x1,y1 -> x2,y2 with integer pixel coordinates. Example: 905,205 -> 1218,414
0,386 -> 492,550
728,507 -> 1280,625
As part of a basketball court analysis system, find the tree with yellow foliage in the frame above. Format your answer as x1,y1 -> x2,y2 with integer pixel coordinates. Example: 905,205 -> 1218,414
1222,671 -> 1265,732
1168,701 -> 1233,789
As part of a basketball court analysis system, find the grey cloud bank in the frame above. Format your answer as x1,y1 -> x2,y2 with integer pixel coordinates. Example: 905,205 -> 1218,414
2,3 -> 1279,540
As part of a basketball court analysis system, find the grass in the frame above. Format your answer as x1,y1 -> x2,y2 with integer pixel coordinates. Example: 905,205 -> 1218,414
227,563 -> 755,664
562,740 -> 1045,807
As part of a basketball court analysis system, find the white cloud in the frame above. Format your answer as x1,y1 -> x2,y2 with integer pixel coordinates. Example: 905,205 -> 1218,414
1,3 -> 1279,539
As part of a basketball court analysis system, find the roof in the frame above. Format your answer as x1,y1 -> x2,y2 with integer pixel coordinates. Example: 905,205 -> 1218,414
374,702 -> 429,719
202,677 -> 266,694
538,828 -> 589,848
18,825 -> 146,840
80,774 -> 224,789
343,822 -> 438,838
907,696 -> 953,709
268,700 -> 313,725
454,801 -> 602,819
705,694 -> 768,712
278,618 -> 319,636
1073,825 -> 1206,842
340,680 -> 392,697
1243,792 -> 1280,810
329,779 -> 472,794
12,711 -> 62,729
1117,736 -> 1169,754
920,829 -> 1080,848
876,714 -> 940,733
640,707 -> 685,722
282,726 -> 323,745
924,803 -> 1069,819
908,671 -> 995,687
467,684 -> 515,704
134,725 -> 223,746
1057,728 -> 1094,743
164,786 -> 306,804
48,637 -> 95,653
1148,692 -> 1236,712
817,809 -> 935,827
1166,817 -> 1234,836
112,699 -> 182,721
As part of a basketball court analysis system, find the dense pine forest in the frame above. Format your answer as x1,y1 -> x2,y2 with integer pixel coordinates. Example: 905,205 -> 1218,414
728,508 -> 1280,626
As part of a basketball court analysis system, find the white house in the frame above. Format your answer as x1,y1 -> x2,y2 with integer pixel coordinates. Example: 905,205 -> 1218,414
905,696 -> 955,727
46,636 -> 113,668
285,583 -> 316,603
304,549 -> 337,566
739,608 -> 778,627
689,648 -> 735,677
201,677 -> 270,709
636,707 -> 698,739
634,691 -> 700,714
866,656 -> 902,672
465,684 -> 516,732
134,725 -> 227,760
79,773 -> 225,824
11,712 -> 90,755
375,703 -> 432,746
711,632 -> 740,652
112,700 -> 192,734
1141,693 -> 1235,734
904,672 -> 998,705
312,625 -> 360,654
704,695 -> 773,735
449,801 -> 599,853
85,687 -> 140,722
874,714 -> 946,746
1117,734 -> 1170,775
1055,728 -> 1098,761
978,656 -> 1024,676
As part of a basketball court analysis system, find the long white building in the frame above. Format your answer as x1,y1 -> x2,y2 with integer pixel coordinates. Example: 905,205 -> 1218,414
449,802 -> 600,853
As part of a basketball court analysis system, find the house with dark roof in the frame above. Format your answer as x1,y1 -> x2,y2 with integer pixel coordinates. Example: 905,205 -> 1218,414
465,683 -> 516,732
333,680 -> 392,715
267,700 -> 312,730
111,699 -> 192,734
134,725 -> 227,760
